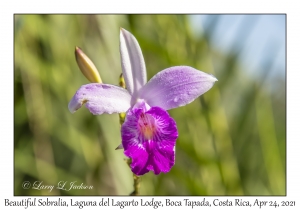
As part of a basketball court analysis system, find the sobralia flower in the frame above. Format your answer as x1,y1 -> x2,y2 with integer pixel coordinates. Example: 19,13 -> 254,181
68,28 -> 217,176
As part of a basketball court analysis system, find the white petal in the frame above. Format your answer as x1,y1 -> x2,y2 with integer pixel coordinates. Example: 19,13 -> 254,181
120,28 -> 147,97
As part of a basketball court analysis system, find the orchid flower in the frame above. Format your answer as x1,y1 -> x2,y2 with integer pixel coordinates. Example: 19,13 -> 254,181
68,28 -> 217,176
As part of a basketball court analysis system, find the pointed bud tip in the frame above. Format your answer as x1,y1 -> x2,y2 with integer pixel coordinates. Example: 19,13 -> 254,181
75,46 -> 82,53
75,47 -> 102,83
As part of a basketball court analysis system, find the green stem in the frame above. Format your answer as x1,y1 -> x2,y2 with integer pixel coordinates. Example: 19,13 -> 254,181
126,159 -> 141,195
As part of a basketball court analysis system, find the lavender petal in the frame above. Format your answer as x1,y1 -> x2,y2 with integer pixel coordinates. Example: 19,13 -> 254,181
68,83 -> 131,115
138,66 -> 217,110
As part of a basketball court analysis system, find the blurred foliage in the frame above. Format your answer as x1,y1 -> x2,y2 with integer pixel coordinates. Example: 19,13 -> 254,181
14,15 -> 285,195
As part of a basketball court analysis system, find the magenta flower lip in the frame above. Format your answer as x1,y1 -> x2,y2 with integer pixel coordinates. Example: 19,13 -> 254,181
68,28 -> 217,175
121,100 -> 178,175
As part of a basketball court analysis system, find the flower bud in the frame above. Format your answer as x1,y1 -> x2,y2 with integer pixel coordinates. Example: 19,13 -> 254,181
75,46 -> 102,83
119,73 -> 126,89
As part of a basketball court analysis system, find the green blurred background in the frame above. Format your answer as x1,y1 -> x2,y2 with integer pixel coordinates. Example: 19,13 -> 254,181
14,15 -> 285,195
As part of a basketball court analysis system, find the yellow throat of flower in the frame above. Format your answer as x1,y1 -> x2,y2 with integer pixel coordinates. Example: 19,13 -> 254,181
138,113 -> 156,140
